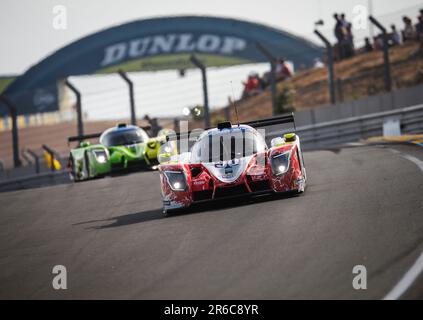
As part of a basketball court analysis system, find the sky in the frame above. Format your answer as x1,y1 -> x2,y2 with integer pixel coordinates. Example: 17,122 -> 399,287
1,0 -> 422,119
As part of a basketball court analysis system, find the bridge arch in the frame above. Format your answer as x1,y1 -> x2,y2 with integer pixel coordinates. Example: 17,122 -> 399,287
3,15 -> 322,115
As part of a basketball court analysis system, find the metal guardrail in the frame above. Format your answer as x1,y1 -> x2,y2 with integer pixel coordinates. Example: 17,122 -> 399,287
0,171 -> 70,192
0,145 -> 65,183
23,149 -> 41,174
0,104 -> 422,191
267,104 -> 423,149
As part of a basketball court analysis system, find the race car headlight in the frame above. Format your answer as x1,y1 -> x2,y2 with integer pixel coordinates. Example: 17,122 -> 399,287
270,151 -> 291,175
163,171 -> 187,191
93,150 -> 108,164
163,146 -> 172,153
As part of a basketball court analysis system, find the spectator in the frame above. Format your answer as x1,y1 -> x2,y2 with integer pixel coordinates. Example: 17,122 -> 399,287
390,24 -> 401,46
313,58 -> 324,68
373,35 -> 383,50
340,13 -> 349,28
402,16 -> 416,41
334,13 -> 354,60
334,13 -> 346,60
333,13 -> 343,43
364,37 -> 373,52
275,58 -> 292,81
242,72 -> 262,98
345,22 -> 355,57
252,73 -> 263,92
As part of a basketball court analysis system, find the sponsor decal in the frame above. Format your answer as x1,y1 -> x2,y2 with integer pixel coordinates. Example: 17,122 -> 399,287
33,89 -> 56,111
224,165 -> 233,175
100,34 -> 247,67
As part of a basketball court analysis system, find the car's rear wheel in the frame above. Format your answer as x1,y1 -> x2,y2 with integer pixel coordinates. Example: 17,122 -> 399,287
68,155 -> 80,182
83,151 -> 90,180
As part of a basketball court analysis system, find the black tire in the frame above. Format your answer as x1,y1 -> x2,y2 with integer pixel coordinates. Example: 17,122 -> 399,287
68,155 -> 77,182
163,206 -> 189,217
83,151 -> 90,180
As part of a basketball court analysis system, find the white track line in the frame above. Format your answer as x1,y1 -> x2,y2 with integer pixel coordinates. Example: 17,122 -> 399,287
388,148 -> 423,172
345,142 -> 365,146
383,252 -> 423,300
400,154 -> 423,172
383,148 -> 423,300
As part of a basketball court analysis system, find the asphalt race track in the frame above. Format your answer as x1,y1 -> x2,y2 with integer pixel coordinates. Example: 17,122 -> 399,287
0,143 -> 422,299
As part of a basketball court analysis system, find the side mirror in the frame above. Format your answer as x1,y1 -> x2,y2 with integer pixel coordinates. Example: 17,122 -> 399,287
284,133 -> 297,142
270,137 -> 285,148
79,141 -> 91,148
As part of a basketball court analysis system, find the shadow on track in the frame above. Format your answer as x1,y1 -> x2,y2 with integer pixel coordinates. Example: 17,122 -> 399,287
177,191 -> 302,216
73,209 -> 164,229
74,191 -> 302,229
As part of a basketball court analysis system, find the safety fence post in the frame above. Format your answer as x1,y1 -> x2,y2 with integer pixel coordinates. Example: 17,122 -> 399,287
256,42 -> 278,116
314,30 -> 336,105
369,15 -> 392,92
190,55 -> 210,128
25,149 -> 40,174
42,144 -> 60,172
118,70 -> 137,125
65,79 -> 84,137
0,95 -> 22,167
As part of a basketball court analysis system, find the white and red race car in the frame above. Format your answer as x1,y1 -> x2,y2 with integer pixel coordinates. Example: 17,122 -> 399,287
158,114 -> 306,214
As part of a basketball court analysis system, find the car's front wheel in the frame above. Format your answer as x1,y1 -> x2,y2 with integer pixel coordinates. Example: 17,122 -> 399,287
82,151 -> 91,179
68,155 -> 78,182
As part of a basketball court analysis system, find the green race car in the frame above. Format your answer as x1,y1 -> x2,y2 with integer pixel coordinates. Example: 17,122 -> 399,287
68,123 -> 173,181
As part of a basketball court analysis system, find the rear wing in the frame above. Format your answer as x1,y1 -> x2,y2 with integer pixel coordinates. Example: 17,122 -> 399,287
165,131 -> 191,142
68,133 -> 102,144
67,125 -> 153,145
165,113 -> 296,142
243,113 -> 296,132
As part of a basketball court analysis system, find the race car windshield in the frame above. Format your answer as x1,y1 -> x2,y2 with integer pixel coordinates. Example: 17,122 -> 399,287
191,131 -> 266,163
100,129 -> 146,147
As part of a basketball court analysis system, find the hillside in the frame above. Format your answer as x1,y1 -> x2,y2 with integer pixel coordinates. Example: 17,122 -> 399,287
1,42 -> 422,170
209,41 -> 423,124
